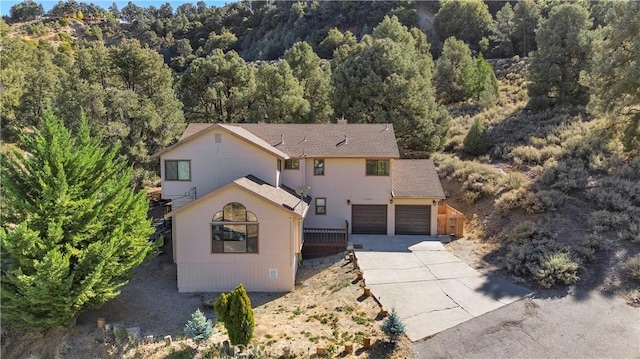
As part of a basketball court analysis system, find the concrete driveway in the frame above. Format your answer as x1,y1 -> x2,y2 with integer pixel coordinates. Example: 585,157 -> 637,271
351,235 -> 531,341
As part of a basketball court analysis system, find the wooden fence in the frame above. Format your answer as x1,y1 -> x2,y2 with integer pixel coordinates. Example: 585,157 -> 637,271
302,220 -> 349,259
437,204 -> 465,238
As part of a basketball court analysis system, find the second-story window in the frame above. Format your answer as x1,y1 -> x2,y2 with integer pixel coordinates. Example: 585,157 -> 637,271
165,160 -> 191,181
366,160 -> 390,176
314,159 -> 325,175
285,159 -> 299,170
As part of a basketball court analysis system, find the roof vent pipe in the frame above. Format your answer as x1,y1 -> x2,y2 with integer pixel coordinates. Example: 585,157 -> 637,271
275,134 -> 284,147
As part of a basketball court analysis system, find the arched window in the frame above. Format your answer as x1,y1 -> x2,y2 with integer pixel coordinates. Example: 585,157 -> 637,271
211,202 -> 258,253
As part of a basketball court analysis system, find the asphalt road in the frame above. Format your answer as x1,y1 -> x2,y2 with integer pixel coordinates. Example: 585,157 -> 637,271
413,290 -> 640,359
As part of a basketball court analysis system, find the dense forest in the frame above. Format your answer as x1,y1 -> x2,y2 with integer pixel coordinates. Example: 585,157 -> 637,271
1,0 -> 640,355
3,0 -> 636,186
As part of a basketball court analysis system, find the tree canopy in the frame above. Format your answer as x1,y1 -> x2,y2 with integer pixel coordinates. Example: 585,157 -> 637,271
527,4 -> 592,110
0,112 -> 155,328
333,16 -> 449,151
434,37 -> 474,104
434,0 -> 494,52
584,1 -> 640,152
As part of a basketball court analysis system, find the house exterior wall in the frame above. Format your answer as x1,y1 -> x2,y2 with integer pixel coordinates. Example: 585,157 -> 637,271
161,129 -> 279,209
303,157 -> 392,231
173,186 -> 297,292
391,198 -> 439,236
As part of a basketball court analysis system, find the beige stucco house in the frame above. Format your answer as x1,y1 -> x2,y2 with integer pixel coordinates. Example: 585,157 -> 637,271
155,121 -> 445,292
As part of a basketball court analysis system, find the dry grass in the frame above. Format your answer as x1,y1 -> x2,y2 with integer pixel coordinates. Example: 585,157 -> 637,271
2,258 -> 412,359
439,57 -> 639,296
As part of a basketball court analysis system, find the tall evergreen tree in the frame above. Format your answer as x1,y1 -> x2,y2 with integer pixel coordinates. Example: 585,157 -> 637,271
333,16 -> 449,151
491,3 -> 516,57
583,1 -> 640,152
527,4 -> 592,110
179,49 -> 255,123
55,40 -> 185,183
249,60 -> 310,123
0,112 -> 155,328
465,55 -> 499,108
434,0 -> 494,52
284,42 -> 333,123
513,0 -> 540,56
434,37 -> 474,104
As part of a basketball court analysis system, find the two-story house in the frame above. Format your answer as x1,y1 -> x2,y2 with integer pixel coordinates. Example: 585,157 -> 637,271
155,121 -> 445,292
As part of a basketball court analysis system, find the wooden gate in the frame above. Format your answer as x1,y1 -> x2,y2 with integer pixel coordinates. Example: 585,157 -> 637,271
437,204 -> 465,237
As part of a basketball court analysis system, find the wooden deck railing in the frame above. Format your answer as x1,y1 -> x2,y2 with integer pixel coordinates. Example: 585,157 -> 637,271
437,204 -> 465,238
302,220 -> 349,259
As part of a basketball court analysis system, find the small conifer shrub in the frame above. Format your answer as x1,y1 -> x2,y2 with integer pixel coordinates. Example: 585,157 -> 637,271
184,309 -> 213,345
381,308 -> 405,343
214,284 -> 255,346
463,118 -> 488,156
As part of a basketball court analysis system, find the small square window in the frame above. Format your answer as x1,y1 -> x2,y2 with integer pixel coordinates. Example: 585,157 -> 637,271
165,160 -> 191,181
315,198 -> 326,215
314,159 -> 325,176
285,159 -> 299,170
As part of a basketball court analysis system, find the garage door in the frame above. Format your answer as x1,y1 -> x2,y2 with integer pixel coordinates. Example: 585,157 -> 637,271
352,205 -> 387,234
395,205 -> 430,235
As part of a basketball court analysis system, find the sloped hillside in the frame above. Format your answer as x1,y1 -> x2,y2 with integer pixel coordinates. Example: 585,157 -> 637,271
439,57 -> 640,305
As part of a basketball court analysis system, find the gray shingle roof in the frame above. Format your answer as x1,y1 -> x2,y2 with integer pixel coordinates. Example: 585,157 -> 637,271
234,175 -> 309,217
393,159 -> 445,198
165,175 -> 309,218
155,123 -> 289,159
178,123 -> 400,158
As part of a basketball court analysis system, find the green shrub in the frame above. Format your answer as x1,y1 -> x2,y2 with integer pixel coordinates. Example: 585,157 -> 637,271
509,145 -> 543,166
534,252 -> 580,288
433,153 -> 504,200
589,210 -> 630,233
541,158 -> 588,193
184,309 -> 213,345
380,309 -> 405,343
624,256 -> 640,281
495,187 -> 528,213
58,17 -> 70,26
508,221 -> 554,243
505,221 -> 580,288
57,32 -> 73,42
214,284 -> 255,346
496,188 -> 566,214
525,190 -> 566,213
463,118 -> 488,156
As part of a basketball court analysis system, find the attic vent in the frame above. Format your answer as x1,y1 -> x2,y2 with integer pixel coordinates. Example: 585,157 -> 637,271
269,269 -> 278,279
214,134 -> 222,143
337,116 -> 348,125
336,135 -> 348,147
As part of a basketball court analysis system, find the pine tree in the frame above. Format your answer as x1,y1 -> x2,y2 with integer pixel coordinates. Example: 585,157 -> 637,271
0,112 -> 155,328
333,16 -> 450,151
463,118 -> 488,156
434,37 -> 474,104
214,284 -> 255,346
381,308 -> 405,343
464,55 -> 499,109
184,309 -> 213,345
527,4 -> 592,110
584,1 -> 640,153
